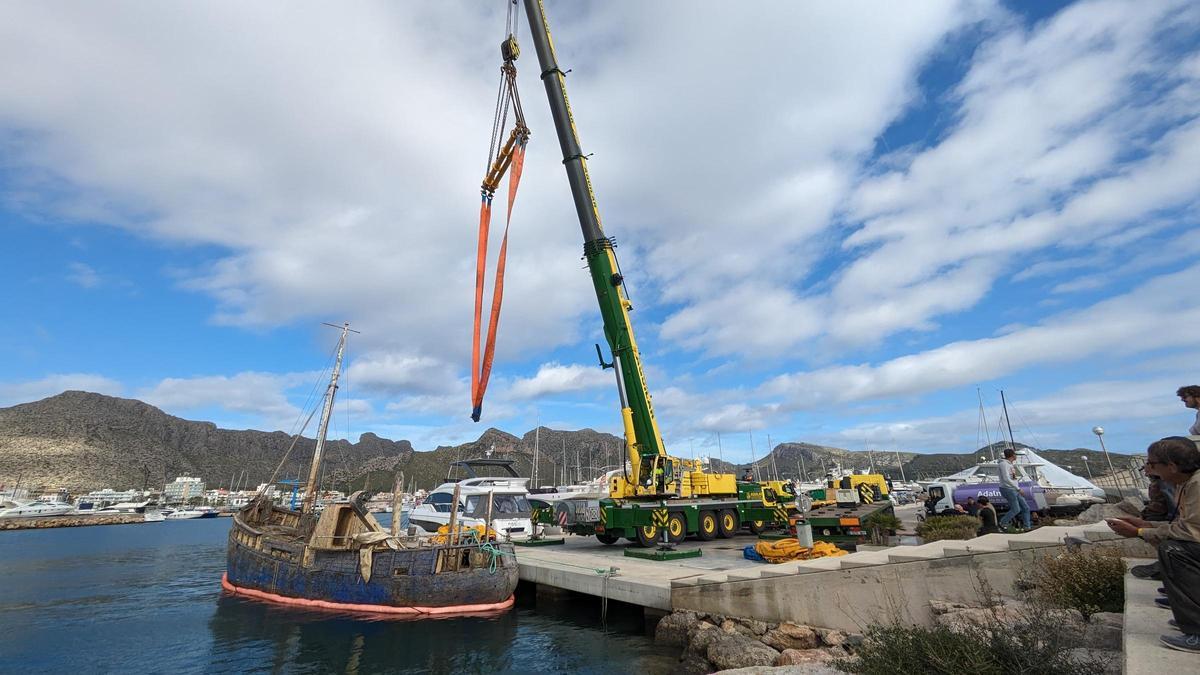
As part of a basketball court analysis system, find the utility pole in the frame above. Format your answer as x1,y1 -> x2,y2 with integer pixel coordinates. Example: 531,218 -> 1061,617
1093,426 -> 1123,499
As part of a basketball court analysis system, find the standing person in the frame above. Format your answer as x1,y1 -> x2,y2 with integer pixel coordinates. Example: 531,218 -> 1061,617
1106,437 -> 1200,654
997,448 -> 1032,532
1180,385 -> 1200,436
977,496 -> 1000,534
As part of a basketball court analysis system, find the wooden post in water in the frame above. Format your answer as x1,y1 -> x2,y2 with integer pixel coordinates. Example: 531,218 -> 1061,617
484,490 -> 494,541
447,483 -> 462,547
390,471 -> 404,537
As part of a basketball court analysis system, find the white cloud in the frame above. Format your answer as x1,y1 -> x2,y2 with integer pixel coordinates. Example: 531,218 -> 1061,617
138,371 -> 311,431
831,376 -> 1184,454
763,264 -> 1200,408
0,373 -> 123,406
509,362 -> 610,399
66,262 -> 100,288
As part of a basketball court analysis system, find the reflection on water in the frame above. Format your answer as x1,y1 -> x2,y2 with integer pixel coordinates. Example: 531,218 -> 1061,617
0,517 -> 677,674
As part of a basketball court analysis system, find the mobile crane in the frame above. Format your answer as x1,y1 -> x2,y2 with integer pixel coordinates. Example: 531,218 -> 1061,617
518,0 -> 797,547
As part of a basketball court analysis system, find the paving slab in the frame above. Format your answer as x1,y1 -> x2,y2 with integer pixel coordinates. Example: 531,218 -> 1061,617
1123,558 -> 1196,674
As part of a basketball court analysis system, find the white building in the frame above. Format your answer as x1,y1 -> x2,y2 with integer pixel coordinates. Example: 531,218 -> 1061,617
76,488 -> 143,508
164,477 -> 206,504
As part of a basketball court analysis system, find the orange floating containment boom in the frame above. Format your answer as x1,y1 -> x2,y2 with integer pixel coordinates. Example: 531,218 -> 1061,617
471,6 -> 530,422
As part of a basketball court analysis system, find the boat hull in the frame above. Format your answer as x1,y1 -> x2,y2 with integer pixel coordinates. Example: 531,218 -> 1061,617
225,519 -> 519,612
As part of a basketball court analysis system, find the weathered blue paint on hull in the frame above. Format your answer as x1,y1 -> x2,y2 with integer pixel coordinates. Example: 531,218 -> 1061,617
226,519 -> 518,609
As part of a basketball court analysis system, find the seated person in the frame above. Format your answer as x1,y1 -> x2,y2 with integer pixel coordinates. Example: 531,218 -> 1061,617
977,496 -> 1000,534
1106,437 -> 1200,654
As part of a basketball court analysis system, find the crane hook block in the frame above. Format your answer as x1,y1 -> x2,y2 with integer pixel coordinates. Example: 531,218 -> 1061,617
501,35 -> 520,63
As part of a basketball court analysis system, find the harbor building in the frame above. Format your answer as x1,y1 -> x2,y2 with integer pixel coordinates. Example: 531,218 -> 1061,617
163,477 -> 205,504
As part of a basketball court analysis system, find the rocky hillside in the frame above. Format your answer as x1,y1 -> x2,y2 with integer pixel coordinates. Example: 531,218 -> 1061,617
0,391 -> 413,492
0,391 -> 1136,494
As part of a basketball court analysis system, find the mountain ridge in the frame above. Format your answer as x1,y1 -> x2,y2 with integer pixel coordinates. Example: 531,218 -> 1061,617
0,391 -> 1136,493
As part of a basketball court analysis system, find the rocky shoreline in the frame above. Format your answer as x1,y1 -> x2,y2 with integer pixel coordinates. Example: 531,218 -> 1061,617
655,610 -> 861,674
0,514 -> 145,530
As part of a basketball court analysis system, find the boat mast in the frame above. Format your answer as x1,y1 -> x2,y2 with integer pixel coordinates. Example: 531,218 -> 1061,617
977,386 -> 995,461
302,322 -> 353,515
1000,390 -> 1018,456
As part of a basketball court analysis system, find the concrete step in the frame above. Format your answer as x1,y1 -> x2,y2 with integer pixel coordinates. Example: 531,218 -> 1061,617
1122,558 -> 1195,674
837,550 -> 893,569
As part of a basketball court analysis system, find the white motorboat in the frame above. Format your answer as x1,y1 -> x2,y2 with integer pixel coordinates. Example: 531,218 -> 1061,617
93,500 -> 153,514
0,500 -> 75,518
143,509 -> 165,522
408,459 -> 533,537
165,509 -> 206,520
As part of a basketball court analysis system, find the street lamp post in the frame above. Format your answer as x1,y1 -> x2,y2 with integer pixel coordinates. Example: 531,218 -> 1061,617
1093,426 -> 1123,499
1081,455 -> 1094,480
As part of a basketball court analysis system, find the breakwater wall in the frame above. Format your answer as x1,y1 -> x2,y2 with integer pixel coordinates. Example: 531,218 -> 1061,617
1,514 -> 145,530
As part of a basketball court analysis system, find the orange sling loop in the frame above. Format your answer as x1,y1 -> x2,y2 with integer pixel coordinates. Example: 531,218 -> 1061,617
471,140 -> 526,422
471,22 -> 528,422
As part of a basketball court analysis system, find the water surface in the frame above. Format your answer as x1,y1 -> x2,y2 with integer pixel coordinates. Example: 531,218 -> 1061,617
0,518 -> 676,673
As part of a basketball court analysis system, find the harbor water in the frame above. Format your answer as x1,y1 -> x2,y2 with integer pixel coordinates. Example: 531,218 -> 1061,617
0,517 -> 677,673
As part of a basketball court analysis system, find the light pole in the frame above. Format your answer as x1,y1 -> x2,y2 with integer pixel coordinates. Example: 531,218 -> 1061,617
1093,426 -> 1123,499
1081,455 -> 1094,480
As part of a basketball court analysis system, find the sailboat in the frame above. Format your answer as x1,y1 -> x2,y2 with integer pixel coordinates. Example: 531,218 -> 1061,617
223,323 -> 519,615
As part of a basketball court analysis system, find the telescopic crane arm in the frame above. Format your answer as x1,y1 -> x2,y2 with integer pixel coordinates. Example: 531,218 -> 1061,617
521,0 -> 734,499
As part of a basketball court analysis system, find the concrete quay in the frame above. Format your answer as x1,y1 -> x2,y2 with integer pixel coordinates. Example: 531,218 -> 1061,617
512,511 -> 1152,635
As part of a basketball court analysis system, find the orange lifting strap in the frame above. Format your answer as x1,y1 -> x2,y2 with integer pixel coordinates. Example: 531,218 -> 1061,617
471,29 -> 529,422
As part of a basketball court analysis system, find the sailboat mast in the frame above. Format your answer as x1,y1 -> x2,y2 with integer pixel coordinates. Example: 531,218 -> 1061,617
302,323 -> 351,515
1000,390 -> 1018,454
978,386 -> 996,461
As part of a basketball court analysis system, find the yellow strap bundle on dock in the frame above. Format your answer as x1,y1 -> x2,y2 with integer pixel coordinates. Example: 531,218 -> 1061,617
754,539 -> 847,564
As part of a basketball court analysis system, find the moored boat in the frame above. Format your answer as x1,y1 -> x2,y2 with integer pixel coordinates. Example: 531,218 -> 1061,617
223,323 -> 518,615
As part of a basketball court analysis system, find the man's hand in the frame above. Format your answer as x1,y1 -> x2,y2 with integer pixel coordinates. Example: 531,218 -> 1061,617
1117,516 -> 1152,529
1105,518 -> 1139,537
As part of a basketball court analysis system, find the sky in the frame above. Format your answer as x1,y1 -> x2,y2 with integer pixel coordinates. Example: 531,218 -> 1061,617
1,0 -> 1198,465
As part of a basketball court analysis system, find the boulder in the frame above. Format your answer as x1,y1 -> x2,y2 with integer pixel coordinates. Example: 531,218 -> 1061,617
712,665 -> 851,675
733,617 -> 771,636
688,622 -> 725,655
672,651 -> 713,675
814,628 -> 848,647
706,634 -> 781,671
1063,648 -> 1120,675
721,619 -> 758,638
762,622 -> 820,651
1077,497 -> 1144,524
1082,612 -> 1123,649
657,611 -> 701,647
774,647 -> 841,666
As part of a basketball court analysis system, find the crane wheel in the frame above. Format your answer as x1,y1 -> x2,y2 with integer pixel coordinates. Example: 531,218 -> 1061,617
635,524 -> 659,547
697,511 -> 718,541
748,519 -> 766,535
666,512 -> 686,544
596,532 -> 620,545
717,510 -> 738,538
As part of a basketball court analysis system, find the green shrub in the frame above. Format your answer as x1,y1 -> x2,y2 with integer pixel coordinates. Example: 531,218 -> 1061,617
836,607 -> 1113,675
863,512 -> 903,544
1025,547 -> 1125,619
916,515 -> 980,542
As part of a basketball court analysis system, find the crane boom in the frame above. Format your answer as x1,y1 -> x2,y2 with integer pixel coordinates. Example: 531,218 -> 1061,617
521,0 -> 666,492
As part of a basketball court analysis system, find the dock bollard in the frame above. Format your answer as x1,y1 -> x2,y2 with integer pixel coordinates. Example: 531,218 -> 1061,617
795,520 -> 814,548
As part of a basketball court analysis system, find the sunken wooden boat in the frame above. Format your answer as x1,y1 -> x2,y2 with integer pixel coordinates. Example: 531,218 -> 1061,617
224,493 -> 519,615
222,323 -> 518,615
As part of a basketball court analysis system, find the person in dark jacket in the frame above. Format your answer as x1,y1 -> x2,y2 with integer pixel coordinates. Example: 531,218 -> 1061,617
977,496 -> 1000,535
965,497 -> 979,517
